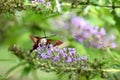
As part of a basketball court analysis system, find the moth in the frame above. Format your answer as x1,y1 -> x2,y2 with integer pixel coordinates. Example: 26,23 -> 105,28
30,32 -> 63,52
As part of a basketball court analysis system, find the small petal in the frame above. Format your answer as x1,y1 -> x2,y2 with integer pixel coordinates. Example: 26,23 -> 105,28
41,53 -> 48,59
63,48 -> 67,52
71,48 -> 76,51
58,49 -> 64,55
83,31 -> 90,38
99,28 -> 106,36
49,44 -> 54,52
53,55 -> 59,62
84,25 -> 91,31
47,50 -> 53,55
78,38 -> 84,43
78,55 -> 87,61
72,58 -> 76,61
96,44 -> 102,49
90,26 -> 99,34
71,16 -> 89,28
46,2 -> 51,7
81,56 -> 87,60
68,48 -> 72,51
109,35 -> 116,40
38,0 -> 45,4
69,48 -> 76,56
66,57 -> 72,63
111,42 -> 117,48
62,53 -> 67,58
55,46 -> 60,52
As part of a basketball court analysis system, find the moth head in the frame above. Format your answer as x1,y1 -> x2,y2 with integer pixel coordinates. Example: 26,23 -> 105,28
40,38 -> 47,44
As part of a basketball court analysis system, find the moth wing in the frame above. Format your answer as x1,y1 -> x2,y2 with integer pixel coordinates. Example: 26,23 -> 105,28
47,39 -> 63,46
30,35 -> 42,43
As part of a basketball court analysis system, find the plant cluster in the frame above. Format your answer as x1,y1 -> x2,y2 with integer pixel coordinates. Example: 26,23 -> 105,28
0,0 -> 120,80
9,44 -> 108,80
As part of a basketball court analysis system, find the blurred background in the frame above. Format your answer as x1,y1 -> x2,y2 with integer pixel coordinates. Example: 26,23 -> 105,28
0,0 -> 120,80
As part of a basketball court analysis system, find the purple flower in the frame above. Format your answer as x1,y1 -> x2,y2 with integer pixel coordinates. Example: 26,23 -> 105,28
69,48 -> 76,56
49,44 -> 53,48
46,2 -> 51,7
109,35 -> 116,40
47,50 -> 53,55
62,53 -> 67,58
53,55 -> 60,62
49,45 -> 54,53
81,56 -> 87,60
41,53 -> 48,59
74,35 -> 85,43
78,55 -> 87,61
111,42 -> 117,48
90,26 -> 99,34
84,25 -> 91,31
71,16 -> 89,28
37,43 -> 87,63
67,57 -> 72,63
55,46 -> 60,52
72,58 -> 77,61
63,48 -> 67,52
31,0 -> 44,4
38,0 -> 44,4
83,31 -> 90,39
71,16 -> 117,49
37,44 -> 47,51
99,28 -> 106,36
59,49 -> 64,54
68,48 -> 72,51
96,44 -> 102,49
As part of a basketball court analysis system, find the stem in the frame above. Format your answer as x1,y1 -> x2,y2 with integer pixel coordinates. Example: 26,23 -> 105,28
56,0 -> 61,12
64,67 -> 120,72
107,48 -> 116,60
101,69 -> 120,72
106,48 -> 120,64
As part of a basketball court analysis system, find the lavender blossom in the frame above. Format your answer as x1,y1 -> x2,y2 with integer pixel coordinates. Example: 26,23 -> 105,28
31,0 -> 52,8
71,16 -> 89,28
78,55 -> 87,61
110,42 -> 117,48
71,16 -> 117,49
53,55 -> 60,62
31,0 -> 45,4
66,57 -> 72,63
36,44 -> 87,63
41,53 -> 48,59
99,28 -> 106,36
47,49 -> 53,55
38,0 -> 45,4
109,35 -> 116,40
46,2 -> 51,7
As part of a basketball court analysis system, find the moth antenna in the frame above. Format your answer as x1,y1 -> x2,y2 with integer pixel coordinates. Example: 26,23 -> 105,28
48,34 -> 56,38
43,30 -> 47,38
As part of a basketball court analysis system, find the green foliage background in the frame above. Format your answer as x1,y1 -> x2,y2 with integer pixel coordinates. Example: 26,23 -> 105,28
0,0 -> 120,80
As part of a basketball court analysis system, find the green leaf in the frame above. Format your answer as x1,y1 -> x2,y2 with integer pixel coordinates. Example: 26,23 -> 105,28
0,59 -> 16,62
5,62 -> 26,77
21,66 -> 31,76
112,11 -> 120,32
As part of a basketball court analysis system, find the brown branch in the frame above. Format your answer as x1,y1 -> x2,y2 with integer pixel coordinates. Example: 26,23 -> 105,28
78,2 -> 120,9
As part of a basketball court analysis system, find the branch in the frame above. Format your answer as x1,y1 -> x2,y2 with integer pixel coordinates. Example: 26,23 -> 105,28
78,2 -> 120,9
64,67 -> 120,72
